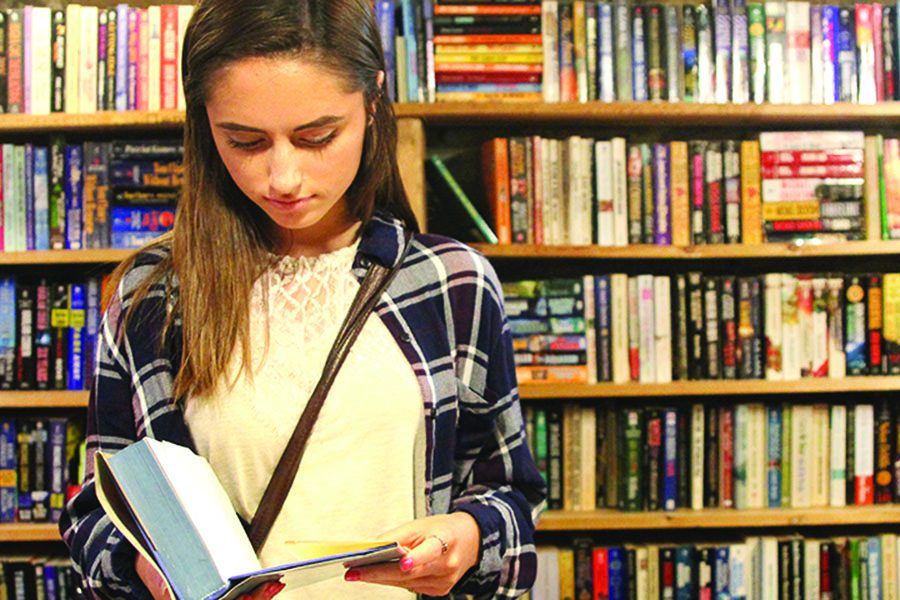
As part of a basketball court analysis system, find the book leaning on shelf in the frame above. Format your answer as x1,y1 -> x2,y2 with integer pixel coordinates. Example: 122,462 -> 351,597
95,438 -> 403,600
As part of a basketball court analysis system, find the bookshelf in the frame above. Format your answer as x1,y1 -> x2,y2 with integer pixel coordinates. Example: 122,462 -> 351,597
2,103 -> 899,546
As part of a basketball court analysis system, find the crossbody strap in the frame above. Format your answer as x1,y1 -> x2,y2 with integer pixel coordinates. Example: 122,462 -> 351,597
247,230 -> 413,553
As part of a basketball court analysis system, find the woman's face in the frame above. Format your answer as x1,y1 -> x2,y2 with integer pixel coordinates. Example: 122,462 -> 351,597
205,56 -> 368,251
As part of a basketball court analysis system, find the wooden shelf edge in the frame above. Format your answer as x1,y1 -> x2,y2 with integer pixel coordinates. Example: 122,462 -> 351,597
520,376 -> 900,399
538,507 -> 900,531
0,110 -> 185,133
0,523 -> 62,542
0,249 -> 134,265
0,391 -> 89,408
473,240 -> 900,260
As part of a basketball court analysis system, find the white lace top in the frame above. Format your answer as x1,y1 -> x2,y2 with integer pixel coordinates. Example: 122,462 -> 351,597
184,240 -> 424,599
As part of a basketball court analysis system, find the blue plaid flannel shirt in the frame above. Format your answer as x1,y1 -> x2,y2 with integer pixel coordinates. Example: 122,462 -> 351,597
60,215 -> 546,599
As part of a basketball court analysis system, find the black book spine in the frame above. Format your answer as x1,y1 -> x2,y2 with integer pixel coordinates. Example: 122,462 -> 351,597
15,285 -> 36,390
50,10 -> 65,113
719,275 -> 737,379
646,408 -> 662,511
546,406 -> 564,510
0,12 -> 8,113
673,274 -> 689,381
676,405 -> 691,508
704,405 -> 719,507
703,276 -> 721,379
687,271 -> 706,380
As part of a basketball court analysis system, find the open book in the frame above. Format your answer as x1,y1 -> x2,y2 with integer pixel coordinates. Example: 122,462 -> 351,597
95,438 -> 403,600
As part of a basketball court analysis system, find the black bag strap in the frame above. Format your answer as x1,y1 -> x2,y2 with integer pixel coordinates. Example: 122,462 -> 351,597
247,230 -> 413,553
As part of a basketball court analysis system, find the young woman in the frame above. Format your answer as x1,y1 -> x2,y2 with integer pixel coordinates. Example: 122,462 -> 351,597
60,1 -> 545,598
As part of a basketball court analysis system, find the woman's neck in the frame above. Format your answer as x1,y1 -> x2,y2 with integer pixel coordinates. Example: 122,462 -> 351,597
275,206 -> 362,258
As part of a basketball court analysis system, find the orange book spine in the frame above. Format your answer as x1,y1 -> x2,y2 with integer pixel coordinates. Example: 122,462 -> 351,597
740,140 -> 763,244
482,138 -> 512,244
669,141 -> 690,247
434,5 -> 543,15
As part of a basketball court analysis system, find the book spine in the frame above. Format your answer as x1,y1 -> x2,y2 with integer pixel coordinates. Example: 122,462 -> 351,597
713,0 -> 732,103
47,417 -> 66,523
670,141 -> 690,247
731,0 -> 750,104
653,143 -> 671,245
785,0 -> 811,104
723,140 -> 742,244
127,8 -> 140,110
0,419 -> 15,522
682,5 -> 698,101
160,5 -> 178,110
748,2 -> 766,103
614,0 -> 632,100
64,145 -> 82,250
67,283 -> 85,391
631,6 -> 648,101
598,2 -> 615,102
24,144 -> 34,251
15,285 -> 35,390
6,10 -> 23,113
646,5 -> 665,101
665,5 -> 682,102
854,403 -> 875,505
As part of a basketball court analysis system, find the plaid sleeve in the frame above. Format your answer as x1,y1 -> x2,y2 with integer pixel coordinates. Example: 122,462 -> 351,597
59,253 -> 185,599
447,254 -> 546,600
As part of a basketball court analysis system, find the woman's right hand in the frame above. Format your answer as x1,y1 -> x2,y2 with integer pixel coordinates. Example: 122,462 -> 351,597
134,555 -> 286,600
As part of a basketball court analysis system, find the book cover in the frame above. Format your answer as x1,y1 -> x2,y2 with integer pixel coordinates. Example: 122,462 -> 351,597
96,438 -> 404,600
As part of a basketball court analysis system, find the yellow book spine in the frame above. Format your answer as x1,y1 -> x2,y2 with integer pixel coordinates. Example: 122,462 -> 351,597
741,140 -> 763,244
670,141 -> 690,247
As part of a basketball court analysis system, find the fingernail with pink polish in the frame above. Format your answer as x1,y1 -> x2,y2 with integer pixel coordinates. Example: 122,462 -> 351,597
264,582 -> 285,597
344,570 -> 361,582
400,558 -> 414,572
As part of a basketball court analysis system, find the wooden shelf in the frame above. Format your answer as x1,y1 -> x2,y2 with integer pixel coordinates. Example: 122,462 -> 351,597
538,507 -> 900,531
0,249 -> 133,265
0,102 -> 896,132
395,101 -> 900,127
0,391 -> 89,408
520,376 -> 900,399
0,523 -> 62,542
474,240 -> 900,260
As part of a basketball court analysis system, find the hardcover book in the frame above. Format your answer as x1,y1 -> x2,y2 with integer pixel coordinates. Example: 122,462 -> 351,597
96,438 -> 403,600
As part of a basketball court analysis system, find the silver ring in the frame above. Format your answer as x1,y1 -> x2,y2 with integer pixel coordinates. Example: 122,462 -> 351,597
428,534 -> 449,554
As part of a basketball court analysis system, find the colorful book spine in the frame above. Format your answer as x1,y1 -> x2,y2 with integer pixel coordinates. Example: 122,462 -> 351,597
653,143 -> 671,245
64,144 -> 83,250
67,283 -> 85,391
0,419 -> 15,522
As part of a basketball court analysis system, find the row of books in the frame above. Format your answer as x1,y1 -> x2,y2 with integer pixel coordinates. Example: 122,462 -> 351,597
0,138 -> 182,252
0,417 -> 85,524
0,4 -> 194,115
0,557 -> 81,600
526,401 -> 894,513
529,534 -> 900,600
0,277 -> 107,392
466,131 -> 899,247
504,272 -> 900,386
541,0 -> 900,105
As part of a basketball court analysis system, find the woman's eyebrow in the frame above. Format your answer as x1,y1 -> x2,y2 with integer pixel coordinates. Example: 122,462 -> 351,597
215,115 -> 345,133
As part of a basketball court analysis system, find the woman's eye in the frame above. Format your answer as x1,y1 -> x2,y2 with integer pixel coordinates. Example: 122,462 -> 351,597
227,138 -> 263,150
300,131 -> 337,147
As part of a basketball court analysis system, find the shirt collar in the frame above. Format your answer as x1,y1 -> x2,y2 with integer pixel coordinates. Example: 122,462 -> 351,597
355,213 -> 408,270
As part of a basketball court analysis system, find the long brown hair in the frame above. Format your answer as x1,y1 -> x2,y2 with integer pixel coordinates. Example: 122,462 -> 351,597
109,0 -> 418,401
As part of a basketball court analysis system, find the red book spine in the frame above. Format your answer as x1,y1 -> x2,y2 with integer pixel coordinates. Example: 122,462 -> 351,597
6,11 -> 22,114
592,547 -> 610,599
434,62 -> 542,73
434,5 -> 542,15
160,5 -> 178,110
760,149 -> 865,166
433,34 -> 543,44
719,406 -> 734,508
761,162 -> 864,178
435,72 -> 541,84
530,135 -> 543,246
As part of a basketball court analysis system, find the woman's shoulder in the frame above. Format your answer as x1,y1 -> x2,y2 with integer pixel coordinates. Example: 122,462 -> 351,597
116,242 -> 177,301
409,232 -> 494,275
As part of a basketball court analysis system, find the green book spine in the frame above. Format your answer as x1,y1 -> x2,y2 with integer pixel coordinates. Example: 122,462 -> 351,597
428,154 -> 498,244
878,135 -> 888,240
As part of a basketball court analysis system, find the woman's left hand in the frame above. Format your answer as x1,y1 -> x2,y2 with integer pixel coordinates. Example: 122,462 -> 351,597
344,513 -> 480,596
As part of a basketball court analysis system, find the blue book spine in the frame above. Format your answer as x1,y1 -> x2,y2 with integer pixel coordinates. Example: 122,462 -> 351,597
837,6 -> 857,102
43,564 -> 58,600
675,546 -> 696,600
400,0 -> 420,102
436,83 -> 543,93
64,145 -> 83,250
608,546 -> 627,600
731,0 -> 750,103
822,6 -> 840,103
110,206 -> 176,248
598,3 -> 615,102
0,419 -> 16,522
767,404 -> 782,507
48,417 -> 67,523
127,8 -> 139,110
84,278 -> 100,385
868,537 -> 883,600
653,143 -> 671,245
595,275 -> 612,382
422,0 -> 435,102
24,144 -> 34,251
631,6 -> 648,100
713,0 -> 732,102
663,408 -> 678,511
13,146 -> 26,252
375,1 -> 396,102
115,4 -> 130,111
33,146 -> 49,251
713,546 -> 730,599
0,278 -> 17,390
67,283 -> 85,390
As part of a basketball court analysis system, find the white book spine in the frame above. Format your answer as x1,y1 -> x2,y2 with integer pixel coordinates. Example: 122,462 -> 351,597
148,6 -> 162,113
611,273 -> 630,383
635,547 -> 649,599
176,5 -> 194,112
595,140 -> 615,246
882,533 -> 898,600
534,547 -> 561,598
691,403 -> 705,510
790,404 -> 813,508
64,5 -> 81,114
734,404 -> 749,509
542,1 -> 560,103
803,539 -> 821,600
583,275 -> 598,384
761,538 -> 780,600
758,130 -> 866,151
766,0 -> 787,104
637,274 -> 656,383
579,138 -> 594,244
653,276 -> 672,384
2,146 -> 13,250
854,403 -> 875,505
765,273 -> 784,380
809,5 -> 824,104
797,275 -> 814,377
611,137 -> 629,246
781,273 -> 801,380
811,277 -> 829,377
565,136 -> 581,245
812,403 -> 830,506
785,1 -> 811,104
729,543 -> 748,598
745,537 -> 760,600
30,7 -> 52,116
78,6 -> 99,114
549,139 -> 565,245
830,404 -> 847,507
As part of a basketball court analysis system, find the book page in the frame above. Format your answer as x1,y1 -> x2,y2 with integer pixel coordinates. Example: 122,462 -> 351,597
95,453 -> 176,600
146,439 -> 261,581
